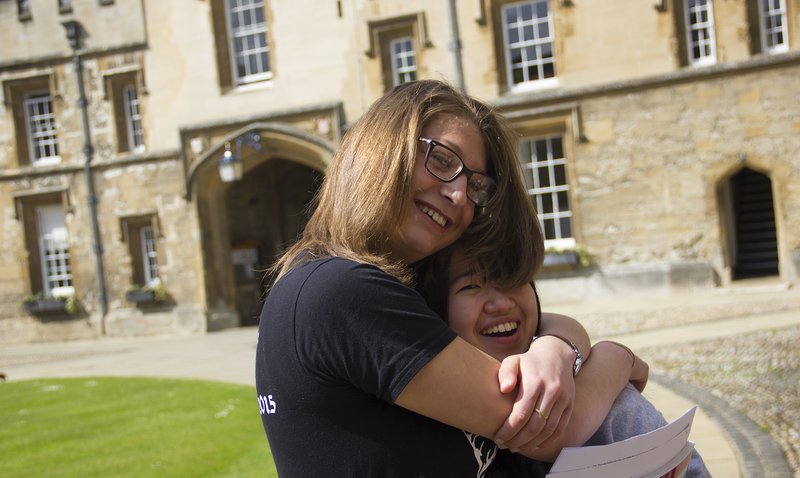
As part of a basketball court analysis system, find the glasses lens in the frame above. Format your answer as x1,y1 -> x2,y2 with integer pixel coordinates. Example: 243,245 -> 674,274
468,174 -> 497,207
426,143 -> 462,181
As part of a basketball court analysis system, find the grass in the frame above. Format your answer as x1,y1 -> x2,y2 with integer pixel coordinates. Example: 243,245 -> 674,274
0,377 -> 277,477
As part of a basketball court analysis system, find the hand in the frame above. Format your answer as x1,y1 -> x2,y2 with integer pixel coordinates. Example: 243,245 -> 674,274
630,354 -> 649,392
494,336 -> 576,452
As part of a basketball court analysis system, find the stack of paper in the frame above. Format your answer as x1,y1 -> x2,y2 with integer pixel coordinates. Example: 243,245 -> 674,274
547,406 -> 697,478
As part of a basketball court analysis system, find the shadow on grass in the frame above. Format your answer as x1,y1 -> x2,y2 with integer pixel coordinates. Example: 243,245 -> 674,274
0,377 -> 277,478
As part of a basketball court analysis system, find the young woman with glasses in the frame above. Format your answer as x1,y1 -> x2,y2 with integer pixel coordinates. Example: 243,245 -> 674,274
255,80 -> 642,477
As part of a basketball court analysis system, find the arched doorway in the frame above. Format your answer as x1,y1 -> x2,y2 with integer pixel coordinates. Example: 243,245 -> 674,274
226,159 -> 323,325
189,123 -> 334,330
728,168 -> 779,279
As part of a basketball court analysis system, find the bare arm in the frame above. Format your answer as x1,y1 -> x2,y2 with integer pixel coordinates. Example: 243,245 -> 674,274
396,337 -> 517,439
396,313 -> 593,448
538,312 -> 591,363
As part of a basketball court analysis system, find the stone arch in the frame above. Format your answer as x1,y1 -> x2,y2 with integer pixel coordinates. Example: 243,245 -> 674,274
191,122 -> 334,330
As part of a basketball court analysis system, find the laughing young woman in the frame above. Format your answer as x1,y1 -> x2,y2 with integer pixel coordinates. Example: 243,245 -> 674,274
416,245 -> 711,477
255,80 -> 642,477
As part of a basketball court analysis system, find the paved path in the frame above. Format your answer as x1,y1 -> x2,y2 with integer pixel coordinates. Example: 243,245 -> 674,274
2,289 -> 798,477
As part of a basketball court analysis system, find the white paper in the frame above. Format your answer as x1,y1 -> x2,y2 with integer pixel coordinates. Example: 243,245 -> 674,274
547,406 -> 697,478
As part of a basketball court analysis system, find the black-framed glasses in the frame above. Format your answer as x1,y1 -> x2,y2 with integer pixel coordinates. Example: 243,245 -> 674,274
418,137 -> 497,207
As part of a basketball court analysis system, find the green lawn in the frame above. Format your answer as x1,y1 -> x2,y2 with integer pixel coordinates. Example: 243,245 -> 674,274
0,377 -> 277,477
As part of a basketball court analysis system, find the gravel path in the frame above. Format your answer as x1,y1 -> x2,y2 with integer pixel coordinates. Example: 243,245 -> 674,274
642,326 -> 800,478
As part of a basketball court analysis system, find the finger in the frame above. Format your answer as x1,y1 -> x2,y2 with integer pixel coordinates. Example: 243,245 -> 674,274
535,399 -> 571,449
497,356 -> 521,394
494,382 -> 544,447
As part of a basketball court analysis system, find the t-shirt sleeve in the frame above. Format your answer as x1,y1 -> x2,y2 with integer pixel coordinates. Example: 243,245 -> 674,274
292,259 -> 457,403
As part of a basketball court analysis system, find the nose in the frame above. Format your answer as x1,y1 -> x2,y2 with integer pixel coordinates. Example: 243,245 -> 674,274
441,173 -> 469,206
483,288 -> 515,314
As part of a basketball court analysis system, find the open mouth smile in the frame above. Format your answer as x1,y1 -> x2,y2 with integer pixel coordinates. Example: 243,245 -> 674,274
418,203 -> 447,228
480,321 -> 519,338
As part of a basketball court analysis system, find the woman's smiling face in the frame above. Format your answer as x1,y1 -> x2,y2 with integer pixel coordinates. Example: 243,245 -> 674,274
446,251 -> 539,362
388,114 -> 487,265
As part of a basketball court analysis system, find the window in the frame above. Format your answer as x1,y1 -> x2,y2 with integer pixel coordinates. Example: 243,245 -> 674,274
4,76 -> 58,166
227,0 -> 271,85
24,92 -> 60,165
107,73 -> 145,153
123,85 -> 144,152
18,0 -> 31,21
121,215 -> 160,287
502,0 -> 557,90
518,136 -> 574,248
210,0 -> 271,89
36,204 -> 73,297
683,0 -> 716,66
390,37 -> 417,86
366,13 -> 430,92
759,0 -> 789,53
59,0 -> 72,13
140,226 -> 158,285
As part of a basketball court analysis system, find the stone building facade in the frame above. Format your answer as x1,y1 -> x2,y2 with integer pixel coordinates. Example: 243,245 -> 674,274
1,0 -> 798,343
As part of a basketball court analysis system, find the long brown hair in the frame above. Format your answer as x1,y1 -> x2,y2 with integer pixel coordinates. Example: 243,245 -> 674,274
274,80 -> 543,286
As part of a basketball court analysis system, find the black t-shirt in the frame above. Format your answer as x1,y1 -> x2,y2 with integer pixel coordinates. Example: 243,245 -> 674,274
255,257 -> 498,477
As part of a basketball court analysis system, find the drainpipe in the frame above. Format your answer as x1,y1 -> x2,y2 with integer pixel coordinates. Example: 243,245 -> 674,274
447,0 -> 466,93
63,21 -> 109,331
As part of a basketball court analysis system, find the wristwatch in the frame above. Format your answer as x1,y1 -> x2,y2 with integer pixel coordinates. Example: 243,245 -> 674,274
532,334 -> 583,376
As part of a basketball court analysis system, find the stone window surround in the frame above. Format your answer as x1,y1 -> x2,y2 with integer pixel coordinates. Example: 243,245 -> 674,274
13,189 -> 72,297
365,12 -> 431,92
119,213 -> 162,288
2,73 -> 61,168
102,68 -> 147,154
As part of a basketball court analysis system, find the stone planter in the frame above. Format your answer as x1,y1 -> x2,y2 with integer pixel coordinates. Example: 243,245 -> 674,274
23,299 -> 67,315
543,251 -> 579,267
125,290 -> 157,304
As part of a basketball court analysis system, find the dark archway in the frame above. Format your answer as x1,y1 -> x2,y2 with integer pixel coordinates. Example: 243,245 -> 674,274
730,168 -> 779,279
225,159 -> 323,325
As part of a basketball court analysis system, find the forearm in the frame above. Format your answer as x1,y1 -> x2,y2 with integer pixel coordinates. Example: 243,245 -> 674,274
538,312 -> 591,362
522,341 -> 633,461
396,337 -> 516,438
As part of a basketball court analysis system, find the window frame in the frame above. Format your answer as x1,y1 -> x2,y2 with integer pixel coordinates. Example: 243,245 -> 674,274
366,12 -> 430,92
122,84 -> 145,153
500,0 -> 558,93
758,0 -> 789,54
389,36 -> 418,87
518,135 -> 575,249
683,0 -> 717,66
105,72 -> 146,154
140,225 -> 159,286
18,0 -> 32,21
36,204 -> 74,297
224,0 -> 272,86
120,214 -> 161,288
23,90 -> 61,166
